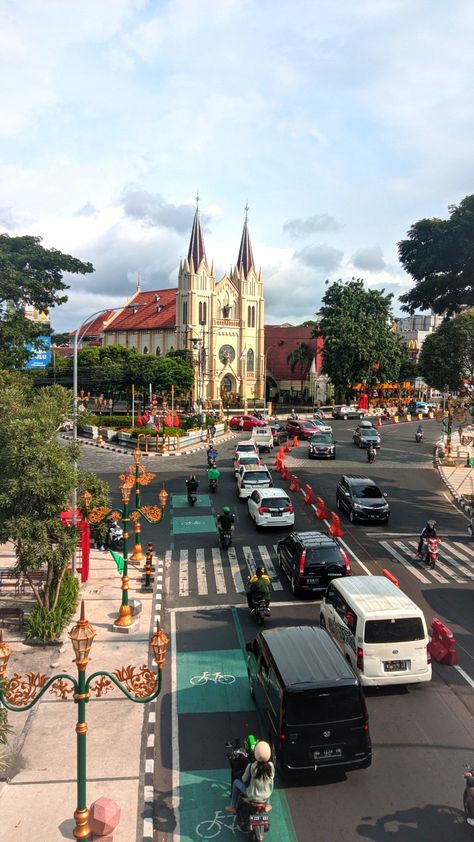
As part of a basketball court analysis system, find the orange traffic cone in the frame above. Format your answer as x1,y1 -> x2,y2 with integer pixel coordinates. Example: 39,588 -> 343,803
285,439 -> 291,453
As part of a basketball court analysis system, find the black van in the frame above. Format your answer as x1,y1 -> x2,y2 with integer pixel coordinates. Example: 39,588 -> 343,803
246,625 -> 371,773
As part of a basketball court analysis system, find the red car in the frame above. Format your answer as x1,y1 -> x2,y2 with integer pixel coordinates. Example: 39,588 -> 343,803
229,415 -> 266,431
286,418 -> 322,440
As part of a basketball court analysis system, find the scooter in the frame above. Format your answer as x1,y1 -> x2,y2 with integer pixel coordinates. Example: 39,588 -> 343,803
219,529 -> 232,550
415,430 -> 423,443
421,536 -> 439,569
252,598 -> 271,626
209,478 -> 218,493
367,446 -> 376,464
187,491 -> 197,506
106,525 -> 124,551
468,518 -> 473,540
207,450 -> 218,468
226,737 -> 271,842
464,763 -> 474,828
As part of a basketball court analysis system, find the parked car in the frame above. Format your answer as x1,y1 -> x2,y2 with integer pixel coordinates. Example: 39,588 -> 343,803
336,475 -> 390,524
236,464 -> 273,499
270,423 -> 288,444
286,418 -> 321,440
229,415 -> 266,431
332,405 -> 365,420
353,426 -> 381,448
234,453 -> 262,476
277,530 -> 351,596
233,440 -> 259,461
247,488 -> 294,528
406,401 -> 433,417
308,433 -> 336,459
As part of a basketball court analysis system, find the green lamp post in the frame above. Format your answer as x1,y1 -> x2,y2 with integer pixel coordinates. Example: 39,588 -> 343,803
0,604 -> 168,841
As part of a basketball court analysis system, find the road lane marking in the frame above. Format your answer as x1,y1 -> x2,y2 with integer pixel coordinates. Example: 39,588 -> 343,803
381,541 -> 431,583
196,547 -> 208,595
454,664 -> 474,689
439,541 -> 474,575
228,545 -> 245,592
242,545 -> 256,576
179,549 -> 189,596
170,611 -> 181,837
211,548 -> 226,594
258,545 -> 283,590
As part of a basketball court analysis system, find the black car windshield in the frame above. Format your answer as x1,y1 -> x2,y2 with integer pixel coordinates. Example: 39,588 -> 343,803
305,546 -> 342,566
311,435 -> 332,444
286,687 -> 363,725
261,497 -> 289,508
365,618 -> 425,643
244,471 -> 270,481
362,430 -> 378,438
238,445 -> 256,453
352,485 -> 383,499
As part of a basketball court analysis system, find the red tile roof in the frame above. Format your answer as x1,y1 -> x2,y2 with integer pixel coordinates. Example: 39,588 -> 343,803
69,310 -> 116,339
264,325 -> 323,380
104,289 -> 177,332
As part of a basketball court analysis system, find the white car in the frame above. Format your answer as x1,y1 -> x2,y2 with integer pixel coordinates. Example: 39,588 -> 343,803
311,420 -> 333,435
234,453 -> 262,476
233,441 -> 259,461
236,464 -> 273,499
247,488 -> 295,528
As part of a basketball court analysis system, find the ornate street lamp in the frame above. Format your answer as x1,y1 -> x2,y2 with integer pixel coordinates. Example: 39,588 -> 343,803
0,604 -> 168,842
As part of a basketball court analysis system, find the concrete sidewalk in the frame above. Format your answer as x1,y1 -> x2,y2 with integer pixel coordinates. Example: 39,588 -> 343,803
0,546 -> 159,842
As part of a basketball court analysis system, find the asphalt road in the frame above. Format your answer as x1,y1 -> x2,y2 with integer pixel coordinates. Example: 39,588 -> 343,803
82,417 -> 474,842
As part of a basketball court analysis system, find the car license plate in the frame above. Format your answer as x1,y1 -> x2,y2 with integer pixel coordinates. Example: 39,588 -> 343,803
313,747 -> 343,760
384,660 -> 408,671
270,511 -> 281,517
250,814 -> 269,826
306,577 -> 320,584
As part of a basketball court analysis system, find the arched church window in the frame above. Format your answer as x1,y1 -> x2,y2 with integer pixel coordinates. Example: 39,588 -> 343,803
252,306 -> 256,327
143,346 -> 148,354
156,346 -> 161,356
183,301 -> 188,326
247,349 -> 254,373
247,305 -> 251,326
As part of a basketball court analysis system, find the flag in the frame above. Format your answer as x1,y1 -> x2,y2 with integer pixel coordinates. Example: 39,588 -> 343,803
239,347 -> 248,360
109,549 -> 125,574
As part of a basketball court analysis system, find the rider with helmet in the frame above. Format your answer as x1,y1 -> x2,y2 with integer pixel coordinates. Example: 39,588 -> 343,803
225,739 -> 275,815
418,519 -> 437,556
217,506 -> 235,535
246,566 -> 271,610
185,474 -> 199,493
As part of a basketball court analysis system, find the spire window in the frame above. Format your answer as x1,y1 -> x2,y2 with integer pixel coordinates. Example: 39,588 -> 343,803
247,349 -> 254,373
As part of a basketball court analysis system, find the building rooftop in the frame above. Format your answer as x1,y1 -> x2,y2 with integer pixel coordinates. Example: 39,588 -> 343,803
104,289 -> 177,332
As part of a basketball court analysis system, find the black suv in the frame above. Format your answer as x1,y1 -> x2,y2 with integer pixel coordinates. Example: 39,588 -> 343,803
277,531 -> 351,596
336,475 -> 390,524
308,433 -> 336,459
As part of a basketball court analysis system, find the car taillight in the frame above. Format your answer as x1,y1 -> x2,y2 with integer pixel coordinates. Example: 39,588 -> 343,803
356,647 -> 364,671
258,506 -> 270,514
279,731 -> 287,741
341,549 -> 351,574
283,506 -> 294,512
298,550 -> 307,576
362,723 -> 369,733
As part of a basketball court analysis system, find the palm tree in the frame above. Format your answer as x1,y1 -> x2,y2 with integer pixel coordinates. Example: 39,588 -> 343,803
286,342 -> 315,400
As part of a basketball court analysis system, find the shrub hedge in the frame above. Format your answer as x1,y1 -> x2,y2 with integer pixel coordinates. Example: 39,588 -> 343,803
25,570 -> 80,641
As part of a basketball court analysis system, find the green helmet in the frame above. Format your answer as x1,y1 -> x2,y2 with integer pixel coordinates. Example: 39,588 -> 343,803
223,506 -> 231,514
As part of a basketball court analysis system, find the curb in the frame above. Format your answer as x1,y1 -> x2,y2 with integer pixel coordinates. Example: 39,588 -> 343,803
60,432 -> 237,457
434,448 -> 473,518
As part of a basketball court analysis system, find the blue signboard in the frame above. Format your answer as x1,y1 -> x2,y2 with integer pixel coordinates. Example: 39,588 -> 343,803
26,336 -> 51,369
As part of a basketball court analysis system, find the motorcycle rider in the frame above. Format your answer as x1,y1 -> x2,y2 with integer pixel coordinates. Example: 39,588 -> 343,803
217,506 -> 235,537
246,566 -> 271,611
207,444 -> 218,466
106,517 -> 123,548
225,740 -> 275,815
207,464 -> 221,487
417,519 -> 437,557
367,441 -> 376,462
415,424 -> 423,441
185,474 -> 199,500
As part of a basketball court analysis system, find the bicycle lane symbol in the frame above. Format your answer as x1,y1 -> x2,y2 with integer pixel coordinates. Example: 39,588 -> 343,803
190,671 -> 236,686
196,810 -> 242,838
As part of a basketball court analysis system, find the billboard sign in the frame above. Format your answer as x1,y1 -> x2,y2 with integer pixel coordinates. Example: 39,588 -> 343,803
26,336 -> 51,369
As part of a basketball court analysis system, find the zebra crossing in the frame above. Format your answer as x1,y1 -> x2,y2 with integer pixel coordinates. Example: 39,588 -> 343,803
381,537 -> 474,585
166,544 -> 285,599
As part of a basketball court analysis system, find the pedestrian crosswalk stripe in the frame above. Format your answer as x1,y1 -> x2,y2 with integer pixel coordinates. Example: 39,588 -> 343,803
404,539 -> 467,583
211,547 -> 227,594
439,541 -> 474,577
196,548 -> 208,596
179,549 -> 189,596
258,545 -> 283,591
396,540 -> 451,584
228,545 -> 246,592
380,540 -> 431,584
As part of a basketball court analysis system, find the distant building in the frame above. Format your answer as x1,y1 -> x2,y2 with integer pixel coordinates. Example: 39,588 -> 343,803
264,325 -> 325,403
395,311 -> 443,358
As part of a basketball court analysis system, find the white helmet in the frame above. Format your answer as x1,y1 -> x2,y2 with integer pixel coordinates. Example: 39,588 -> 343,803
254,741 -> 272,762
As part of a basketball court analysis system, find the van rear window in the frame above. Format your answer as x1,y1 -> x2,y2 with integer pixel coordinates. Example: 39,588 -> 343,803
286,688 -> 363,725
364,617 -> 425,643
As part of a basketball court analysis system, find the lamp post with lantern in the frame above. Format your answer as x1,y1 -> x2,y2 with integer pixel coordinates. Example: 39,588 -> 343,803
0,604 -> 168,841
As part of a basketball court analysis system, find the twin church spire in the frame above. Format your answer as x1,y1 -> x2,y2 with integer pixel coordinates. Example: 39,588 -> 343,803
187,199 -> 255,279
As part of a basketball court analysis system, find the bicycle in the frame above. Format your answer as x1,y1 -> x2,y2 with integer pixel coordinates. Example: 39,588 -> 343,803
189,671 -> 236,686
196,810 -> 239,838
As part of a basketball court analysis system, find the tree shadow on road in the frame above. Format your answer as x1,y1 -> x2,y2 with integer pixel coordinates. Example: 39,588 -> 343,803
357,804 -> 465,841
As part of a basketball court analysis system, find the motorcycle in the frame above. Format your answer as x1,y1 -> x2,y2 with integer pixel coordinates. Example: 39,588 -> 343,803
464,763 -> 474,828
367,446 -> 376,464
219,529 -> 232,550
468,519 -> 473,540
313,409 -> 323,421
415,430 -> 423,443
252,598 -> 271,626
226,737 -> 271,842
207,450 -> 218,468
421,536 -> 439,569
187,491 -> 197,506
209,478 -> 218,493
106,525 -> 124,551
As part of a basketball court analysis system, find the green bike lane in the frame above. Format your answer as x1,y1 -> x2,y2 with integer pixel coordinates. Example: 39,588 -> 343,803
170,604 -> 298,841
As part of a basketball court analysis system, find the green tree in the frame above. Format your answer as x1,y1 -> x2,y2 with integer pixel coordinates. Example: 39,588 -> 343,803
399,194 -> 474,315
286,342 -> 315,396
417,310 -> 474,392
0,234 -> 93,369
315,279 -> 405,400
78,470 -> 111,549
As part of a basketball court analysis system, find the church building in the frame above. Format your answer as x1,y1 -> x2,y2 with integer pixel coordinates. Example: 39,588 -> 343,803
103,205 -> 265,406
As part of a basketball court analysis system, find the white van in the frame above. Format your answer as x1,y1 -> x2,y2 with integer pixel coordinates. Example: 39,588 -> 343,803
320,576 -> 431,686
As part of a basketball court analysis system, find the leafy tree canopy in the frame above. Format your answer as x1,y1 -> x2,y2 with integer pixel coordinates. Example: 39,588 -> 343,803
417,309 -> 474,392
0,234 -> 93,369
399,194 -> 474,315
314,278 -> 407,398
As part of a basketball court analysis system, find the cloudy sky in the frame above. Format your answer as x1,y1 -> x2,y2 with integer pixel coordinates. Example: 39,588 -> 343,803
2,0 -> 474,331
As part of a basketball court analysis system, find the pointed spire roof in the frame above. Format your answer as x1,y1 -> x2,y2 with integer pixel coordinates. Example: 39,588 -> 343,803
236,203 -> 255,278
187,193 -> 207,270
